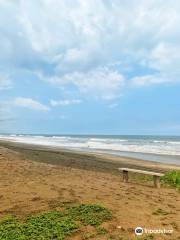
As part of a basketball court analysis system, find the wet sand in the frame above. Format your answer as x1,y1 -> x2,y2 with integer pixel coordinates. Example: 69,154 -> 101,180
0,141 -> 180,239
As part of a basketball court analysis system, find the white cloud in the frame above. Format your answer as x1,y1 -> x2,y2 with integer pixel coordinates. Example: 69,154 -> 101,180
63,48 -> 90,64
50,99 -> 82,107
146,43 -> 180,72
0,0 -> 180,96
108,103 -> 119,108
14,97 -> 50,111
41,67 -> 125,100
0,73 -> 12,90
132,74 -> 167,86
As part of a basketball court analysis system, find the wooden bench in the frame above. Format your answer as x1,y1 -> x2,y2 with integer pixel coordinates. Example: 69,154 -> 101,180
118,168 -> 164,188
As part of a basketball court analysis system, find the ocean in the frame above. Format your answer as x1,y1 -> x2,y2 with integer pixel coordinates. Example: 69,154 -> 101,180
0,134 -> 180,165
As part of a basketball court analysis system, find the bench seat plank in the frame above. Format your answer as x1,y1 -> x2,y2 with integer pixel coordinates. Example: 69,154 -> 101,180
118,168 -> 164,177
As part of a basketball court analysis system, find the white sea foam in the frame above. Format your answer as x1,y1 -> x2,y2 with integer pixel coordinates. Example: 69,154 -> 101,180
0,135 -> 180,158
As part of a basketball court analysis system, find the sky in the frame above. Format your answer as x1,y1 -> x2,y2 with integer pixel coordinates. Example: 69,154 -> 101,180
0,0 -> 180,135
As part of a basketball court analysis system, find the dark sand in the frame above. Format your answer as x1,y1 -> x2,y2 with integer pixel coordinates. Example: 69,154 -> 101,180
0,141 -> 180,239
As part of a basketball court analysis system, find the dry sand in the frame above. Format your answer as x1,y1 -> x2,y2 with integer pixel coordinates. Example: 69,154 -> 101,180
0,142 -> 180,239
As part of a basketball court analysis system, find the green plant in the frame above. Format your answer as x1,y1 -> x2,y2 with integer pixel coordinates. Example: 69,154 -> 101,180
152,208 -> 169,216
0,212 -> 78,240
0,204 -> 112,240
82,232 -> 97,240
67,204 -> 112,226
96,226 -> 108,235
161,171 -> 180,190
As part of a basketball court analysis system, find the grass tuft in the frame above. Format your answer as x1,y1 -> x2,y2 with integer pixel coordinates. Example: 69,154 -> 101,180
160,171 -> 180,190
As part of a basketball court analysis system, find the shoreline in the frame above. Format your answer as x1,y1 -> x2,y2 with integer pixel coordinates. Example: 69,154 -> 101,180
1,140 -> 180,174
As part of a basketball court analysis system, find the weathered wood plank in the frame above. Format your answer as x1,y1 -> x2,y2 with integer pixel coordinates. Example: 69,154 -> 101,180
118,168 -> 164,177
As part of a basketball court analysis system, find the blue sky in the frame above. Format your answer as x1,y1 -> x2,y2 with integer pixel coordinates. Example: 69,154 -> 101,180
0,0 -> 180,135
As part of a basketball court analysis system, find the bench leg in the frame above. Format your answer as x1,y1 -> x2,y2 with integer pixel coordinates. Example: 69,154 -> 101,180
123,170 -> 128,183
153,175 -> 161,188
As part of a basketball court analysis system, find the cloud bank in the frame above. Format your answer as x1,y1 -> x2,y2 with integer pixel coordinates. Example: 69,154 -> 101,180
0,0 -> 180,101
0,0 -> 180,103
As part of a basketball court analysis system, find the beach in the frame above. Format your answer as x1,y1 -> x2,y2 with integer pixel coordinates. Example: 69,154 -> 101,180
0,141 -> 180,239
1,0 -> 180,239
